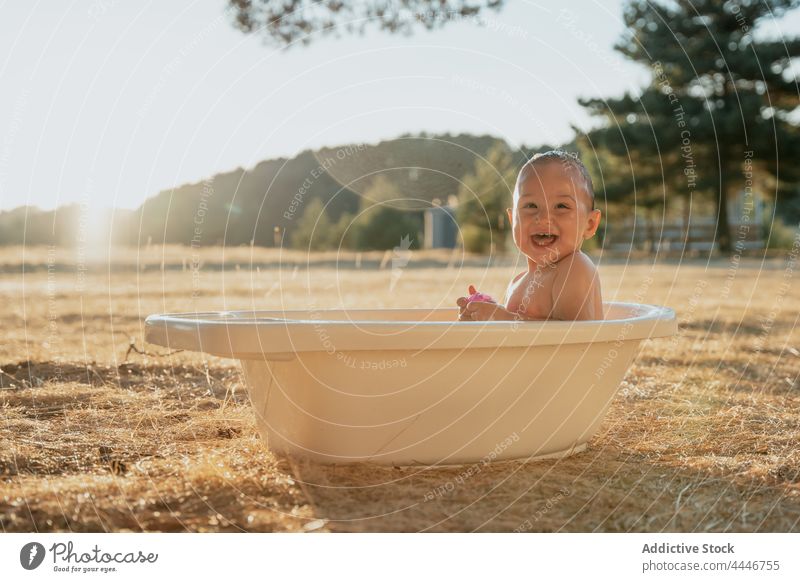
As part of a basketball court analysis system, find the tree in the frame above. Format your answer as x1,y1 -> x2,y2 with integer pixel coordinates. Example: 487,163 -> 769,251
576,119 -> 685,250
456,142 -> 517,252
289,198 -> 353,250
352,204 -> 423,250
228,0 -> 505,47
580,0 -> 800,253
351,175 -> 423,250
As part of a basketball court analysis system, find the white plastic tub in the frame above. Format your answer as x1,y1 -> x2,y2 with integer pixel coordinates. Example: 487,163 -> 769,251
145,302 -> 676,465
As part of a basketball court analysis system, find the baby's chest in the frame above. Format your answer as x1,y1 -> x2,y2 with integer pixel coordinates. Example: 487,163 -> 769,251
505,274 -> 555,318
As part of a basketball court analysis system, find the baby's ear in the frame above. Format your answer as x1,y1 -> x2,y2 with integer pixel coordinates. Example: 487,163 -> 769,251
584,208 -> 602,238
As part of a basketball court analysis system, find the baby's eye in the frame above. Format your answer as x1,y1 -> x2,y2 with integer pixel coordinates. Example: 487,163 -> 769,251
556,203 -> 570,209
523,202 -> 536,209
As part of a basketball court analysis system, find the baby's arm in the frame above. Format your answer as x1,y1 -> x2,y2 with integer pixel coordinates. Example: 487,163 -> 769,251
463,302 -> 518,321
457,282 -> 517,321
550,255 -> 602,321
465,273 -> 538,321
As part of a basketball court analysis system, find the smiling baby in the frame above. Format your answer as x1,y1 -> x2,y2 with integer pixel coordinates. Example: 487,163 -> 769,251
457,150 -> 603,322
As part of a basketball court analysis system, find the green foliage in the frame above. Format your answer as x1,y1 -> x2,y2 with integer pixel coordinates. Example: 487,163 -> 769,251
581,232 -> 600,253
580,0 -> 800,253
456,143 -> 517,252
0,133 -> 511,248
775,183 -> 800,225
352,205 -> 422,251
228,0 -> 506,48
762,202 -> 799,250
460,224 -> 492,253
133,133 -> 507,249
289,198 -> 354,251
764,219 -> 797,250
351,176 -> 423,251
290,176 -> 423,251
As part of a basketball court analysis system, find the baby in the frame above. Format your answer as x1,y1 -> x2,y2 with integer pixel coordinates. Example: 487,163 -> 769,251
457,150 -> 603,322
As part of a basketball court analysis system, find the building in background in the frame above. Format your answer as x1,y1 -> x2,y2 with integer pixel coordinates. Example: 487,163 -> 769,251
424,197 -> 458,249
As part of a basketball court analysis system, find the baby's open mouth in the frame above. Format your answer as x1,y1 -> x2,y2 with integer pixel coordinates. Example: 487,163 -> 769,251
531,233 -> 558,247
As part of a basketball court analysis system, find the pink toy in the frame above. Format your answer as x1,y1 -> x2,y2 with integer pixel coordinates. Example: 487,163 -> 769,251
465,284 -> 496,304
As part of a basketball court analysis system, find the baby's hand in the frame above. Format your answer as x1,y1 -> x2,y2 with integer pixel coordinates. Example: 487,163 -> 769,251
465,284 -> 496,304
456,295 -> 469,320
460,300 -> 514,322
457,284 -> 497,321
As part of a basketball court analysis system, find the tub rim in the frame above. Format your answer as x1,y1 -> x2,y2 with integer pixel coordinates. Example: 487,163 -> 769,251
145,302 -> 677,360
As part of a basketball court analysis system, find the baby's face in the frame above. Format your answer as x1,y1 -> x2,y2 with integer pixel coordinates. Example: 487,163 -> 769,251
506,161 -> 601,266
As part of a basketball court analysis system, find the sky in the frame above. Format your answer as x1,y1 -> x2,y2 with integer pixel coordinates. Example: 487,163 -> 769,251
0,0 -> 798,211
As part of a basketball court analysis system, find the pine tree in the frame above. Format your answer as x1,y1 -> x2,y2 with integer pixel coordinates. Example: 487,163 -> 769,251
580,0 -> 800,253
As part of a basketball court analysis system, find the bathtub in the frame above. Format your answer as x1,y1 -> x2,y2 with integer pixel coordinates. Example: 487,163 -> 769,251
145,302 -> 676,465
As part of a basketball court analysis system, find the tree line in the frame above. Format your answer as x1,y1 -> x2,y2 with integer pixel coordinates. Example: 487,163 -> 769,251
2,0 -> 797,254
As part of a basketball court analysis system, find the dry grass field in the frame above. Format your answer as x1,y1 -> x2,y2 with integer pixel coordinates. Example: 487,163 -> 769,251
1,245 -> 798,532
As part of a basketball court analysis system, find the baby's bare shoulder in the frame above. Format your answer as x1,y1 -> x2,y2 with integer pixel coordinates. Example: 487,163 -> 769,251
550,253 -> 601,320
505,270 -> 526,294
553,252 -> 598,282
502,270 -> 527,304
510,270 -> 526,284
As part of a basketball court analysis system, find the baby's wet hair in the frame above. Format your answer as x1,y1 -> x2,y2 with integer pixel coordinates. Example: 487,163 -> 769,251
522,150 -> 595,210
